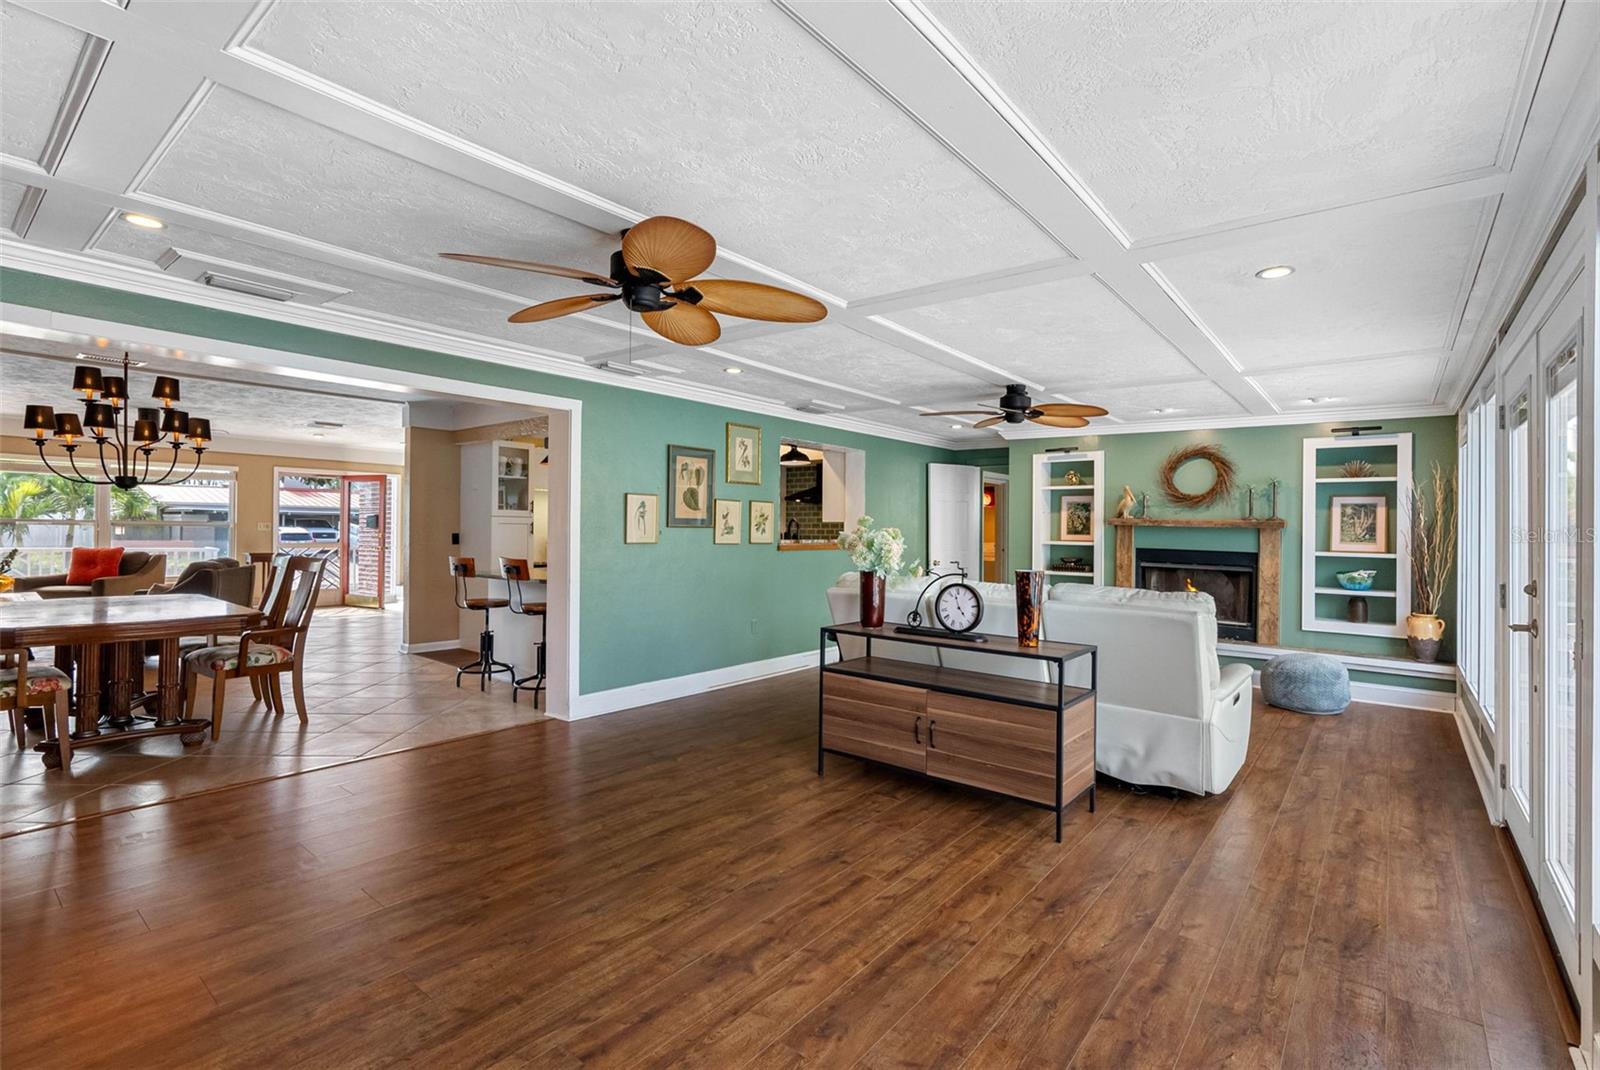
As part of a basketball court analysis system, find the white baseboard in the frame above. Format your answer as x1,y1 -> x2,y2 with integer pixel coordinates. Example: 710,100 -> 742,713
400,639 -> 473,654
567,646 -> 840,721
1454,697 -> 1503,824
1245,669 -> 1454,712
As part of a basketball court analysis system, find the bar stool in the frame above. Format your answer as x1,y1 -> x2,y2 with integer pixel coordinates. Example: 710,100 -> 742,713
500,557 -> 546,707
450,557 -> 515,690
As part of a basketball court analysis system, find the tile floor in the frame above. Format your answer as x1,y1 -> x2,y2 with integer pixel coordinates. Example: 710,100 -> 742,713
0,603 -> 546,833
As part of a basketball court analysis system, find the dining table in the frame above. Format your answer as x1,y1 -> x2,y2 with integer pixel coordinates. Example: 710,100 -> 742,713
0,593 -> 264,769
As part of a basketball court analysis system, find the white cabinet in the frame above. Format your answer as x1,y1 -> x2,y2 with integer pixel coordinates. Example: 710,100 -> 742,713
460,439 -> 545,568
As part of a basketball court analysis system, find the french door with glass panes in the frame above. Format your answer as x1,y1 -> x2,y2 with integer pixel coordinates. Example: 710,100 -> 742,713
1501,294 -> 1585,978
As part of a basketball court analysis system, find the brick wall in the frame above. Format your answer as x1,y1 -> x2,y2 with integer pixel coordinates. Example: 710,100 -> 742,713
781,464 -> 843,541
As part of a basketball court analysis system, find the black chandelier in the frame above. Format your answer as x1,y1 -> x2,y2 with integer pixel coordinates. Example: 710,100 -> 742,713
21,353 -> 211,489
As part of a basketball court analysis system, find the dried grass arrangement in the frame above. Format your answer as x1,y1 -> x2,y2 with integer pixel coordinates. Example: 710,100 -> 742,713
1405,461 -> 1457,615
1340,459 -> 1377,478
1159,443 -> 1237,509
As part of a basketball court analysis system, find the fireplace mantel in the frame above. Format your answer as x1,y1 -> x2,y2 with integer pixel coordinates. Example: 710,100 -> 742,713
1109,516 -> 1284,644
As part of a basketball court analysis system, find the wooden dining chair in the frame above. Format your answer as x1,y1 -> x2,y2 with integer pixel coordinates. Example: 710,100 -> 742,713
183,555 -> 325,740
1,648 -> 71,766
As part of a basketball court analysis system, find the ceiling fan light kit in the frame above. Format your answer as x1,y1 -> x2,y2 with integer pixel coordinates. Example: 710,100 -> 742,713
442,215 -> 826,347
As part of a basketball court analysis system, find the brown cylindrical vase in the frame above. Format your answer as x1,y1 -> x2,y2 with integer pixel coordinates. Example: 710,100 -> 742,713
859,570 -> 886,628
1015,570 -> 1044,647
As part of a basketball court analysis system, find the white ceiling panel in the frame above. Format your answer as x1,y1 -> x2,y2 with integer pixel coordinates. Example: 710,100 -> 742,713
716,324 -> 990,403
137,87 -> 623,292
852,405 -> 992,440
634,348 -> 872,413
0,6 -> 87,163
887,276 -> 1197,391
1150,198 -> 1490,370
1,179 -> 28,233
1249,353 -> 1442,409
244,0 -> 1061,297
1068,378 -> 1246,422
927,1 -> 1537,238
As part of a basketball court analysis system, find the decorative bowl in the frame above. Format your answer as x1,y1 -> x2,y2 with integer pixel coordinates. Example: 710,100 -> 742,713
1335,569 -> 1377,591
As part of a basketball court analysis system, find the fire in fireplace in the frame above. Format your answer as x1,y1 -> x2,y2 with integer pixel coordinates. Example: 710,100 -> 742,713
1136,547 -> 1259,641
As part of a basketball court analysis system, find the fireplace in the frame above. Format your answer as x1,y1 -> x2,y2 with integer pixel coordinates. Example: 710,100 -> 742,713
1136,547 -> 1258,641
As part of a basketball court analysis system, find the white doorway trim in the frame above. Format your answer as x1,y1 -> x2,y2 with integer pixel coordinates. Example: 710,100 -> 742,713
1,300 -> 585,720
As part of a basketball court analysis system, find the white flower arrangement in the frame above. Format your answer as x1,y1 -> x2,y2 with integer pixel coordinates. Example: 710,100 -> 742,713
837,516 -> 920,578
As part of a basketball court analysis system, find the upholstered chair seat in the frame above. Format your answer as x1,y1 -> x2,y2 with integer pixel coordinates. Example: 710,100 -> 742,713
0,664 -> 70,702
184,643 -> 293,676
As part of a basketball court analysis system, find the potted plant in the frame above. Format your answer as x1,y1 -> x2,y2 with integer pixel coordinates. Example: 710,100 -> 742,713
837,516 -> 918,628
1404,462 -> 1457,662
0,548 -> 18,594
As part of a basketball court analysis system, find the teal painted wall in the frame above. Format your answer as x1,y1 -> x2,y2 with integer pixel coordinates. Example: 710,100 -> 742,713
0,269 -> 953,694
965,417 -> 1459,662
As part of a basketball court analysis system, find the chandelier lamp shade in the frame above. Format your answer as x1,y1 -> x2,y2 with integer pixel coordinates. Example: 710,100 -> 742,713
21,353 -> 211,489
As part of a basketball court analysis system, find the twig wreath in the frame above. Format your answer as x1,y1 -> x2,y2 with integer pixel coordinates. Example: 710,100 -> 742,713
1159,443 -> 1237,508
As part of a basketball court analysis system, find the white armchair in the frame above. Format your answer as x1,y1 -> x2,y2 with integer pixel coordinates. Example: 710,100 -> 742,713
1042,584 -> 1251,794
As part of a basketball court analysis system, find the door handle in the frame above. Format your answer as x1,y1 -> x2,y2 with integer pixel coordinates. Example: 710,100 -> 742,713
927,720 -> 936,749
913,716 -> 922,745
1509,619 -> 1539,638
1524,580 -> 1538,597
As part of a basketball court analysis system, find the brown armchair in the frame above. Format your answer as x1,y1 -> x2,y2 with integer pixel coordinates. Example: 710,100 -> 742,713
147,558 -> 254,604
14,551 -> 168,600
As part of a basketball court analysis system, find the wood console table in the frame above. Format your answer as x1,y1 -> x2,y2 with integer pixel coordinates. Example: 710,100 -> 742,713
819,624 -> 1097,841
1108,516 -> 1285,644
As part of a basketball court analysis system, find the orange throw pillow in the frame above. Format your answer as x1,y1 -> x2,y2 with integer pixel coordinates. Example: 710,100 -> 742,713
66,546 -> 124,585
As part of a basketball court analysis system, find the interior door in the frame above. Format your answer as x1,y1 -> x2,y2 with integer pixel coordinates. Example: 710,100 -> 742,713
340,475 -> 387,609
928,463 -> 982,577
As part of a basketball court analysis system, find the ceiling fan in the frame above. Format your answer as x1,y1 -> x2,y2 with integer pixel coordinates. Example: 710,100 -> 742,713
923,384 -> 1109,429
440,216 -> 826,347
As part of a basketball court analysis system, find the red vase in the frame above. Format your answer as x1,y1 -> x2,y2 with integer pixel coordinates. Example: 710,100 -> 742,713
859,570 -> 886,628
1015,570 -> 1044,647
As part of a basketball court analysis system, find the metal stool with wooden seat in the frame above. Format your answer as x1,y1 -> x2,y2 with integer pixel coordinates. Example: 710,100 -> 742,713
500,557 -> 546,707
450,557 -> 515,691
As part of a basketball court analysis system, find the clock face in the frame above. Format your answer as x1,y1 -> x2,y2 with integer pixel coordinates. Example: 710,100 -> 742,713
934,583 -> 983,633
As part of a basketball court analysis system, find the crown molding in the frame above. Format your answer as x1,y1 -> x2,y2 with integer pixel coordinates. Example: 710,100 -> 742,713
0,241 -> 962,449
991,402 -> 1454,442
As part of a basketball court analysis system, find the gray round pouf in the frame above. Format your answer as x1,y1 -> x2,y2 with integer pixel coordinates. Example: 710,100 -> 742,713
1261,652 -> 1350,715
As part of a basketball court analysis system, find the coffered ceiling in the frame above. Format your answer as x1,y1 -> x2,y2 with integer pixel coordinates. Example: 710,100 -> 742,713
0,0 -> 1594,446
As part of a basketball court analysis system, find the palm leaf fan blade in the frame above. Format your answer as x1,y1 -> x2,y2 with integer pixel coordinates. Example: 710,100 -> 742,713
641,302 -> 721,346
621,216 -> 716,284
687,280 -> 826,323
507,294 -> 619,323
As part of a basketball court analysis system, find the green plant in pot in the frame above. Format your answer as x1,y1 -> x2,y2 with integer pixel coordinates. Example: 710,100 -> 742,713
1404,462 -> 1457,662
837,516 -> 919,628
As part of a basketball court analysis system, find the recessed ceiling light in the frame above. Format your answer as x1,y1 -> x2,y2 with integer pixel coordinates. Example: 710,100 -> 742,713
950,423 -> 963,430
121,212 -> 165,230
1303,396 -> 1340,405
1150,407 -> 1178,415
1254,265 -> 1294,280
724,366 -> 742,375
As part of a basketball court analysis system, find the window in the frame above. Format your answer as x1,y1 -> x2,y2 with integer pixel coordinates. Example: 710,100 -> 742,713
1456,376 -> 1497,725
777,440 -> 865,546
0,458 -> 235,578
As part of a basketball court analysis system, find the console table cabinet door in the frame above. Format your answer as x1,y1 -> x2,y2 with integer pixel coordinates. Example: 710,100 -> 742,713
822,675 -> 926,773
924,693 -> 1056,805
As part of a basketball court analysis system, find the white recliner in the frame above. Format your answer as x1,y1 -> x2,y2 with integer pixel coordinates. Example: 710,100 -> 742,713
1041,584 -> 1251,794
823,574 -> 1252,795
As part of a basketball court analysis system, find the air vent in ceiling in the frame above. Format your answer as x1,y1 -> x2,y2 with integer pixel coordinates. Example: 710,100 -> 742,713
202,272 -> 295,302
308,420 -> 346,429
155,248 -> 350,306
591,360 -> 649,377
793,399 -> 847,414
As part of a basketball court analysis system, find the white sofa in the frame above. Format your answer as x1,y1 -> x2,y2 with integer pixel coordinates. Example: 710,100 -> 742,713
824,574 -> 1252,794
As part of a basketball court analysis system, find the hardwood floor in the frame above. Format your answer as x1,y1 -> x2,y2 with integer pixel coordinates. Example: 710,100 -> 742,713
0,676 -> 1572,1068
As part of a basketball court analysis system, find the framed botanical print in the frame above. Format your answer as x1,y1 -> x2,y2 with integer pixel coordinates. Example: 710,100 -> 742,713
1058,494 -> 1093,542
749,500 -> 774,544
713,498 -> 741,544
666,444 -> 714,527
624,493 -> 658,544
1329,495 -> 1387,553
725,423 -> 762,485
